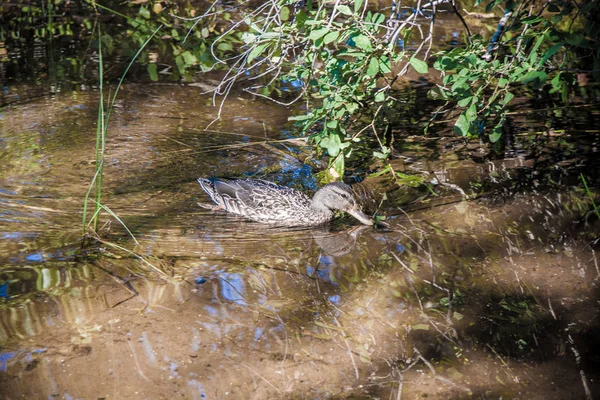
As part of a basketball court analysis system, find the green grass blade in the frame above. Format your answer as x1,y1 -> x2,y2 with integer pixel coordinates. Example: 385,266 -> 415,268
92,235 -> 167,277
90,201 -> 141,246
106,25 -> 163,121
83,24 -> 162,236
581,173 -> 600,220
82,163 -> 103,235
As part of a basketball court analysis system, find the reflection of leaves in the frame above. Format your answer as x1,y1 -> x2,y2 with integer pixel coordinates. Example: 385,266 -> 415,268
358,344 -> 371,363
412,324 -> 429,330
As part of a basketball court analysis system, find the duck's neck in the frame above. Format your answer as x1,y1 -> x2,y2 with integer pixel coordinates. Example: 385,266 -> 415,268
309,199 -> 334,222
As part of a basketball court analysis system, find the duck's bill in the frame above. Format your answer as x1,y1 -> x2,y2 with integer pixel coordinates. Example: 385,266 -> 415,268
347,208 -> 374,226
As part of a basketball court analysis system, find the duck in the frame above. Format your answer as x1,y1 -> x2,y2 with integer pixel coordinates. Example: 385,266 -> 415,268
197,178 -> 373,226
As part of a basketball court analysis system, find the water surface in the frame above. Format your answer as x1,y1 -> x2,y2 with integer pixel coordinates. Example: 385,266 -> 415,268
1,82 -> 599,399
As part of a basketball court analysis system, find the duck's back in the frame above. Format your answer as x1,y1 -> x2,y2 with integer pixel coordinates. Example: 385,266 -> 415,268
198,178 -> 320,225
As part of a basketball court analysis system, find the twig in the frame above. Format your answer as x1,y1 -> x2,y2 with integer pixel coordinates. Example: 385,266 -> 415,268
332,316 -> 360,379
224,354 -> 282,394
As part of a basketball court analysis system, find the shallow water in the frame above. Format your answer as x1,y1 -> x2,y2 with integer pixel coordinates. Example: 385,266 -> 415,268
1,82 -> 599,400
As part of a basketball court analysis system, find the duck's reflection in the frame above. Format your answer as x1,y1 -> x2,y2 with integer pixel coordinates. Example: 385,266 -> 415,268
310,224 -> 372,256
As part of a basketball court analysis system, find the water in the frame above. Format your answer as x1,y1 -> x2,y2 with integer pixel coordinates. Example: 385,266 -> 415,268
1,7 -> 600,399
0,83 -> 598,399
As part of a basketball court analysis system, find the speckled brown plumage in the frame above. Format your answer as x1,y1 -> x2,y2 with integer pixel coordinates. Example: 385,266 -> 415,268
197,178 -> 373,226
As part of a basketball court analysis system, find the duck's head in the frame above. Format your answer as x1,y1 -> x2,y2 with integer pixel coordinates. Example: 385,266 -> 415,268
312,182 -> 373,225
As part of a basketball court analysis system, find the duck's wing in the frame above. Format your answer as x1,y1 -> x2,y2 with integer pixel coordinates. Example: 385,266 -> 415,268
198,178 -> 314,222
197,178 -> 279,215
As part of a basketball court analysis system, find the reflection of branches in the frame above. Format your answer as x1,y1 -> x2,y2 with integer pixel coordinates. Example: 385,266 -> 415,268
413,347 -> 471,391
224,354 -> 282,394
332,315 -> 360,379
387,210 -> 461,344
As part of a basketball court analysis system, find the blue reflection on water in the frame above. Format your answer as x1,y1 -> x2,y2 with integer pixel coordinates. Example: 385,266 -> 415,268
253,327 -> 264,341
218,272 -> 246,306
187,379 -> 207,399
328,295 -> 341,305
0,351 -> 17,372
204,305 -> 218,317
1,232 -> 27,239
25,252 -> 44,262
306,264 -> 333,282
169,362 -> 179,377
140,331 -> 157,365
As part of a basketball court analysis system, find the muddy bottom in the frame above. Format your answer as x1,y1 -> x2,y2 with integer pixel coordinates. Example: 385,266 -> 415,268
0,85 -> 599,399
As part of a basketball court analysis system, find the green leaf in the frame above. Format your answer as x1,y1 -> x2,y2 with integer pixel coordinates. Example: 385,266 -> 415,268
139,7 -> 150,19
250,43 -> 270,63
538,42 -> 564,66
309,28 -> 329,42
260,32 -> 281,40
457,96 -> 473,107
217,42 -> 233,51
566,33 -> 585,46
331,152 -> 345,178
241,32 -> 257,44
367,57 -> 379,77
489,121 -> 503,143
379,56 -> 392,74
345,102 -> 359,114
323,30 -> 340,44
522,15 -> 544,25
484,0 -> 503,13
451,77 -> 469,93
409,57 -> 428,74
296,9 -> 308,27
182,51 -> 197,65
521,70 -> 547,85
500,92 -> 514,105
336,5 -> 353,15
527,34 -> 546,64
243,16 -> 263,33
454,113 -> 470,136
550,72 -> 562,92
280,6 -> 290,21
373,146 -> 390,159
320,133 -> 342,156
434,56 -> 457,71
465,103 -> 478,123
288,114 -> 312,122
372,12 -> 385,25
352,34 -> 372,51
354,0 -> 364,12
175,55 -> 185,75
374,91 -> 386,102
147,63 -> 158,81
427,86 -> 449,101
